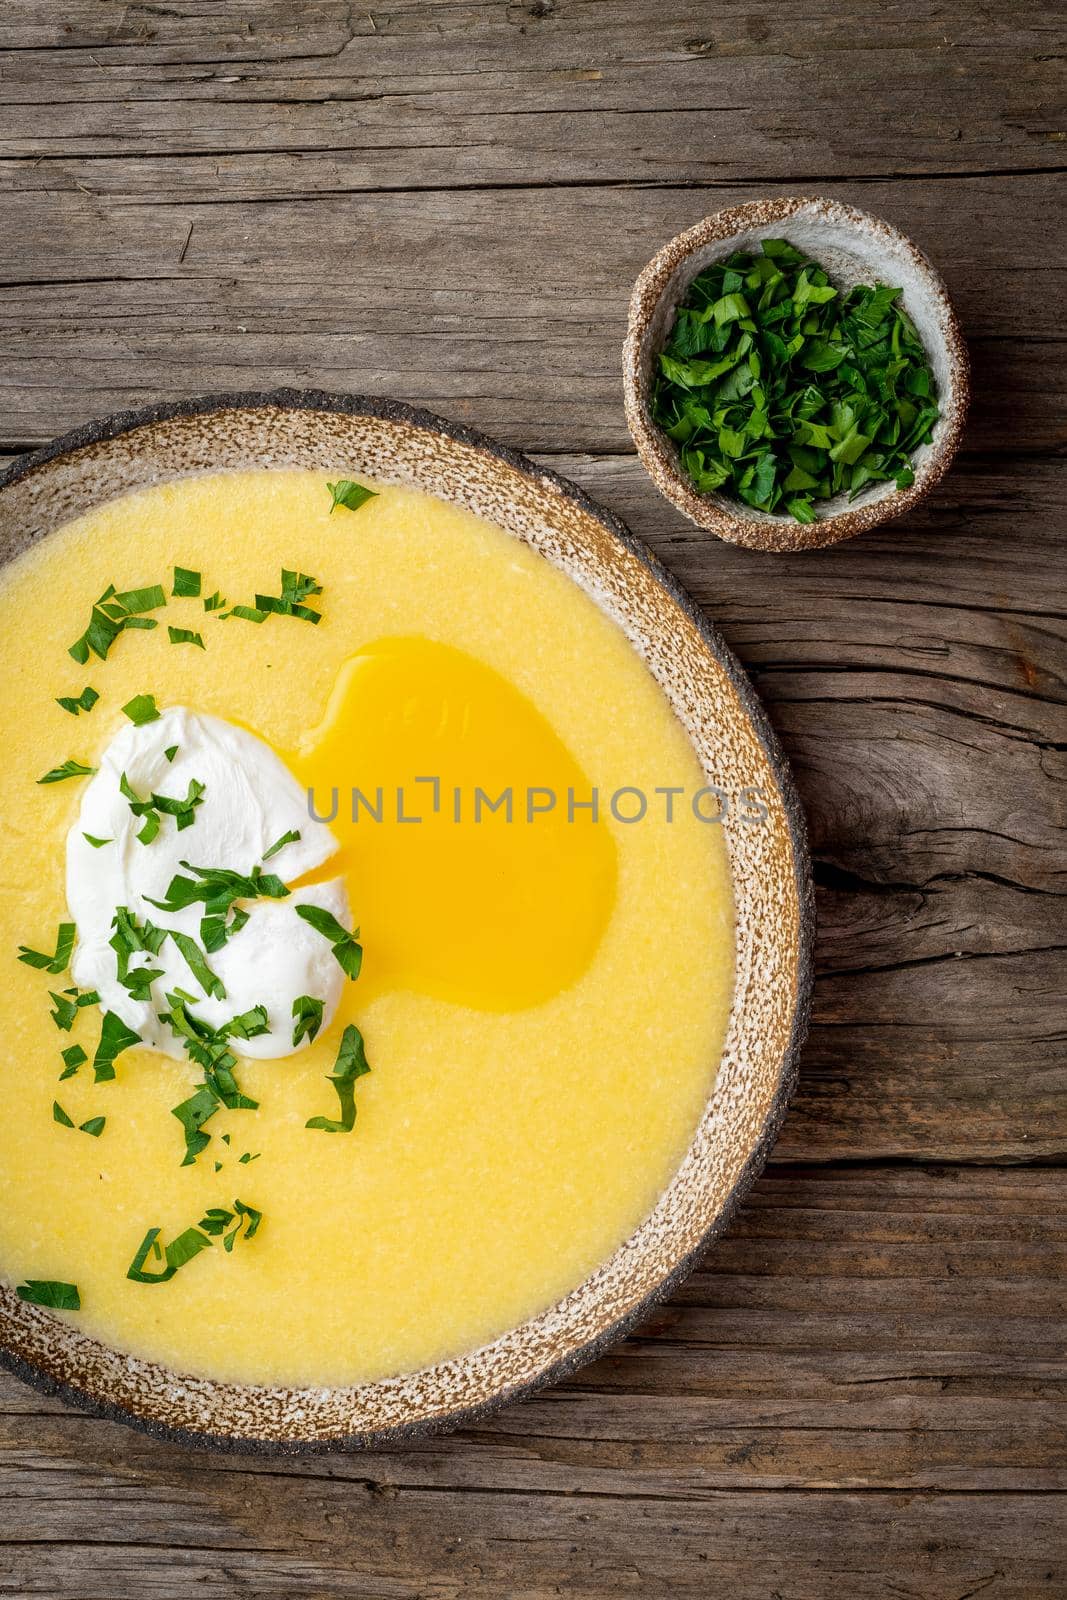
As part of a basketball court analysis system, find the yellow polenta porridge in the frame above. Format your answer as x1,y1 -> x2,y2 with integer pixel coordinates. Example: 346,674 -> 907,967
0,470 -> 734,1387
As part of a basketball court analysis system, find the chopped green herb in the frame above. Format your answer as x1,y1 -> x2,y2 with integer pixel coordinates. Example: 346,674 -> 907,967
127,1199 -> 261,1282
92,1010 -> 142,1083
223,571 -> 323,626
221,604 -> 268,624
650,239 -> 939,523
294,904 -> 363,980
110,584 -> 166,616
172,566 -> 201,598
48,990 -> 78,1031
69,583 -> 166,663
223,1004 -> 269,1041
198,1198 -> 262,1252
122,693 -> 161,726
18,922 -> 75,975
109,906 -> 167,986
292,994 -> 324,1047
148,859 -> 288,918
151,779 -> 205,830
253,569 -> 323,624
83,834 -> 112,849
172,1084 -> 222,1167
59,1043 -> 87,1080
168,626 -> 205,649
168,930 -> 226,1001
120,773 -> 205,842
56,686 -> 99,717
164,744 -> 178,762
53,1100 -> 105,1138
48,985 -> 96,1029
120,965 -> 163,1002
238,1151 -> 259,1165
126,1224 -> 212,1284
202,591 -> 226,613
327,478 -> 378,514
263,828 -> 301,860
38,759 -> 95,785
201,903 -> 250,953
162,995 -> 266,1164
17,1279 -> 80,1310
306,1023 -> 371,1133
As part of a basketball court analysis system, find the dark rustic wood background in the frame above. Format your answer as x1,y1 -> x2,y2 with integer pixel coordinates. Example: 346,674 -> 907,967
1,3 -> 1064,1596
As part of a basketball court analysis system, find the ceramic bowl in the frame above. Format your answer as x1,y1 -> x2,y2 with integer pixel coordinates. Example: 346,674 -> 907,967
0,392 -> 812,1450
623,196 -> 970,553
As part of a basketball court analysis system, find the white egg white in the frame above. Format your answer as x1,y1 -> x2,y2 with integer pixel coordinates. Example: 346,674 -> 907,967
66,706 -> 352,1059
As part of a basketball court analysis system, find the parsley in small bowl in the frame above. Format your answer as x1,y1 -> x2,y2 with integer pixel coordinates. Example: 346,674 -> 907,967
624,198 -> 969,552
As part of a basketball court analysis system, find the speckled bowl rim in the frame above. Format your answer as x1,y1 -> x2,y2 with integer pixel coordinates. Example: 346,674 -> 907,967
0,390 -> 813,1452
623,196 -> 970,552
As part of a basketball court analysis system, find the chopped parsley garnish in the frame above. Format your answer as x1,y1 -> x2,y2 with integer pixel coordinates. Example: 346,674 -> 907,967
83,833 -> 112,848
198,1198 -> 262,1252
292,994 -> 324,1046
126,1224 -> 212,1283
164,744 -> 178,762
17,1279 -> 80,1310
18,922 -> 75,975
263,828 -> 300,860
327,478 -> 378,514
59,1043 -> 87,1080
203,591 -> 226,613
56,686 -> 99,717
306,1023 -> 371,1133
256,570 -> 322,623
201,904 -> 249,952
238,1151 -> 259,1165
295,904 -> 363,980
120,965 -> 164,1002
53,1101 -> 105,1137
650,238 -> 939,523
224,570 -> 323,626
92,1009 -> 142,1083
110,908 -> 167,979
221,604 -> 268,624
38,759 -> 96,785
122,693 -> 161,726
69,583 -> 166,663
172,566 -> 201,598
127,1198 -> 262,1282
162,995 -> 267,1164
120,772 -> 205,843
48,986 -> 96,1031
110,906 -> 167,986
148,859 -> 288,917
168,930 -> 226,1001
168,626 -> 205,649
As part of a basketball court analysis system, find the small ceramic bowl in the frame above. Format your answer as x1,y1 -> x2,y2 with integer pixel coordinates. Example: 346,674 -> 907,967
623,197 -> 970,553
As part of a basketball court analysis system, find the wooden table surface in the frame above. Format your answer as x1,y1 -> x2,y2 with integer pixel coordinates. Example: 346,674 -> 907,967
1,3 -> 1064,1596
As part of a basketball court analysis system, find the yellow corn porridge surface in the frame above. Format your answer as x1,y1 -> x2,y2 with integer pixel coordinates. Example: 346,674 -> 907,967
0,470 -> 734,1386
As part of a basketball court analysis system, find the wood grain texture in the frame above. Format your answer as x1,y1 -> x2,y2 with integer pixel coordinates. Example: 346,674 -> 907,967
0,1 -> 1064,1595
0,1167 -> 1063,1596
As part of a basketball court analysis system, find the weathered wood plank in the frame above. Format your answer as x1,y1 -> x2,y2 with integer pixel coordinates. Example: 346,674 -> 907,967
0,1166 -> 1061,1598
0,176 -> 1062,454
1,1494 -> 1063,1600
0,0 -> 1061,188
